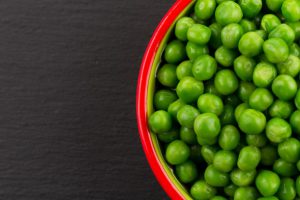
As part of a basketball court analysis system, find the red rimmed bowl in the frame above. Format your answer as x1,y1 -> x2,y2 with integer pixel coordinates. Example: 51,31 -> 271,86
136,0 -> 195,199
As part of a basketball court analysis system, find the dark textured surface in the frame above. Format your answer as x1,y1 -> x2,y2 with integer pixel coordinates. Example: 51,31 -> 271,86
0,0 -> 173,199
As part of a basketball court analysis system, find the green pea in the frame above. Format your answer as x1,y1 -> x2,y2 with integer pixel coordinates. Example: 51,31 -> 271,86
238,32 -> 263,57
177,105 -> 200,128
194,113 -> 221,139
277,178 -> 296,200
201,145 -> 218,164
175,17 -> 195,41
246,134 -> 267,147
194,0 -> 217,20
204,165 -> 230,187
231,168 -> 256,186
165,140 -> 190,165
186,42 -> 209,61
273,158 -> 298,177
219,104 -> 235,125
176,60 -> 193,80
234,103 -> 249,121
238,81 -> 256,103
238,109 -> 266,135
286,22 -> 300,40
154,89 -> 177,111
214,69 -> 239,95
266,0 -> 284,12
190,145 -> 203,164
192,55 -> 217,81
258,197 -> 279,200
176,76 -> 204,103
179,126 -> 197,145
224,184 -> 238,197
175,160 -> 198,183
281,0 -> 300,22
263,38 -> 289,64
167,99 -> 185,120
295,89 -> 300,109
148,110 -> 172,134
157,128 -> 179,143
239,19 -> 256,32
210,196 -> 226,200
234,55 -> 255,81
249,88 -> 273,111
253,62 -> 277,88
219,125 -> 240,150
278,137 -> 300,163
296,176 -> 300,197
239,0 -> 262,19
221,23 -> 244,48
289,42 -> 300,56
290,110 -> 300,135
157,64 -> 178,88
261,145 -> 278,166
256,170 -> 280,196
197,134 -> 218,146
215,46 -> 238,67
269,100 -> 294,119
234,187 -> 259,200
266,118 -> 292,143
197,93 -> 224,116
215,1 -> 243,26
205,80 -> 223,97
190,180 -> 217,200
164,40 -> 186,64
187,24 -> 211,45
237,146 -> 261,171
261,14 -> 281,33
213,150 -> 236,172
272,75 -> 297,101
269,24 -> 295,45
209,23 -> 222,49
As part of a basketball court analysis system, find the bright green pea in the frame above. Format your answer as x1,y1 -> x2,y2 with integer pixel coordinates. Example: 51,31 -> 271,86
263,38 -> 289,64
266,118 -> 292,143
221,23 -> 244,48
278,137 -> 300,163
219,125 -> 240,150
213,150 -> 236,172
290,43 -> 300,56
277,178 -> 296,200
261,14 -> 281,33
261,145 -> 278,166
253,62 -> 277,87
249,88 -> 273,111
237,146 -> 261,171
286,22 -> 300,40
277,55 -> 300,78
194,113 -> 221,139
204,165 -> 230,187
234,187 -> 259,200
176,76 -> 204,103
234,103 -> 249,121
246,134 -> 267,147
239,19 -> 256,32
272,75 -> 297,101
290,110 -> 300,135
157,128 -> 179,143
197,93 -> 224,116
167,99 -> 185,120
148,110 -> 172,134
266,0 -> 284,12
219,104 -> 235,125
239,0 -> 262,19
234,55 -> 255,81
281,0 -> 300,22
175,160 -> 198,183
165,140 -> 190,165
176,60 -> 193,80
238,109 -> 266,135
164,40 -> 186,64
194,0 -> 217,20
190,180 -> 217,200
214,69 -> 239,95
209,23 -> 222,49
210,196 -> 226,200
175,17 -> 195,41
197,134 -> 218,146
157,64 -> 178,88
295,89 -> 300,109
269,24 -> 295,45
192,55 -> 217,81
224,184 -> 238,197
201,145 -> 218,164
231,168 -> 256,186
256,170 -> 280,197
154,89 -> 177,111
215,46 -> 238,67
190,145 -> 203,164
215,1 -> 243,26
238,81 -> 256,103
180,126 -> 197,145
177,105 -> 200,128
273,158 -> 298,177
269,100 -> 293,119
238,32 -> 263,57
186,42 -> 209,61
187,24 -> 211,45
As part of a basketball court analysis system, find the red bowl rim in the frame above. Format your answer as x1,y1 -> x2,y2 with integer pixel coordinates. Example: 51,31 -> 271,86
136,0 -> 192,199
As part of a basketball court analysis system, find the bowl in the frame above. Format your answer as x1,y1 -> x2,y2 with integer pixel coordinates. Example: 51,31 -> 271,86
136,0 -> 195,199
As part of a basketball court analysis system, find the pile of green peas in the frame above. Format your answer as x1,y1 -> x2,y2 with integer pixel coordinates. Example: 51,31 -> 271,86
148,0 -> 300,199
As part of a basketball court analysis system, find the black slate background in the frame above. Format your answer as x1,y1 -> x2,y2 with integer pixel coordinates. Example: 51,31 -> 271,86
0,0 -> 174,199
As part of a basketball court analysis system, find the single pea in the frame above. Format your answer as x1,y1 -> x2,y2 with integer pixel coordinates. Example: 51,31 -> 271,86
190,145 -> 203,164
237,146 -> 261,171
249,88 -> 273,111
215,1 -> 243,26
234,187 -> 259,200
157,128 -> 179,143
286,22 -> 300,40
186,42 -> 209,61
219,125 -> 240,150
204,165 -> 230,187
214,69 -> 239,95
255,170 -> 280,196
281,0 -> 300,22
261,145 -> 278,166
269,100 -> 294,119
213,150 -> 236,172
194,113 -> 221,139
278,138 -> 300,163
258,197 -> 279,200
167,99 -> 185,120
255,29 -> 267,40
263,38 -> 289,64
234,103 -> 250,121
177,105 -> 200,128
224,184 -> 238,197
272,75 -> 297,101
234,55 -> 255,81
154,89 -> 177,111
253,62 -> 277,88
290,42 -> 300,56
261,14 -> 281,33
266,0 -> 284,12
194,0 -> 216,20
176,60 -> 193,80
197,93 -> 224,116
273,158 -> 298,177
238,109 -> 266,135
180,126 -> 197,145
209,22 -> 222,49
225,95 -> 240,107
219,104 -> 235,125
175,17 -> 195,41
175,160 -> 198,183
190,180 -> 217,200
165,140 -> 190,165
197,134 -> 218,146
221,23 -> 244,49
164,40 -> 186,64
277,178 -> 296,200
192,55 -> 217,81
239,19 -> 256,32
269,24 -> 295,45
205,80 -> 223,97
148,110 -> 172,134
238,32 -> 263,57
157,64 -> 178,88
231,168 -> 256,186
295,89 -> 300,109
210,196 -> 226,200
246,134 -> 267,147
176,76 -> 204,103
187,24 -> 212,45
238,81 -> 256,103
201,145 -> 218,164
239,0 -> 262,19
215,46 -> 238,67
290,110 -> 300,135
266,118 -> 292,143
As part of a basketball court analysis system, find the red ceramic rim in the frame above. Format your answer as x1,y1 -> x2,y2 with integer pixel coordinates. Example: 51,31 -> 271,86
136,0 -> 192,199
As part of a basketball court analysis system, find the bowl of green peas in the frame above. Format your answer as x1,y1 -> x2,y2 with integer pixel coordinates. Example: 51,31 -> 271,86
136,0 -> 300,199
